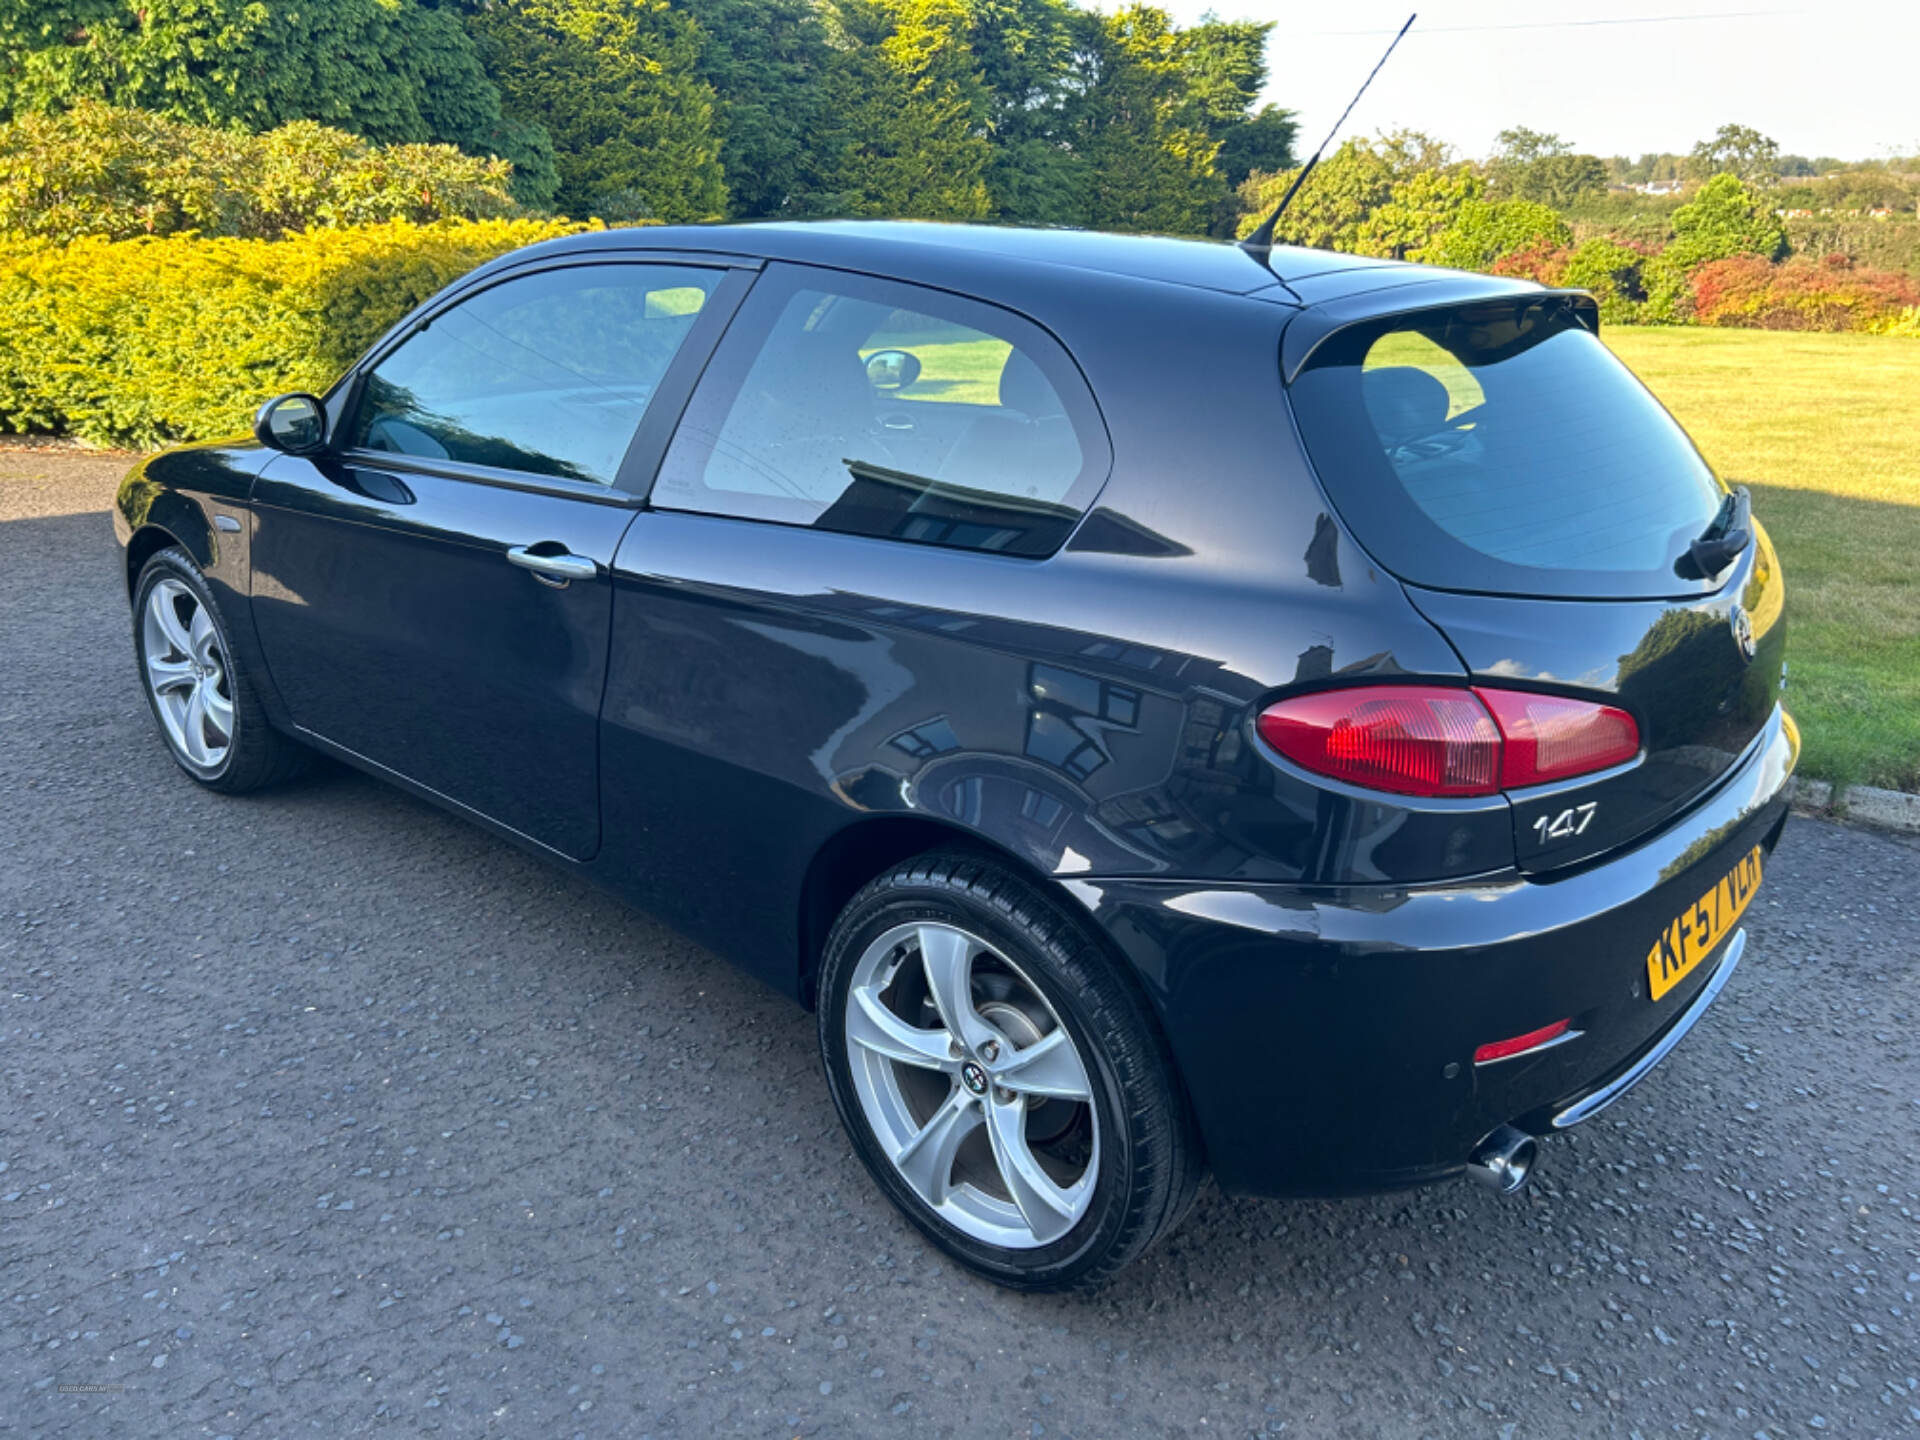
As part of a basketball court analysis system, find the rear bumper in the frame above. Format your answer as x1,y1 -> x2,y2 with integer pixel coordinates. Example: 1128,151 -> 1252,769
1544,926 -> 1743,1130
1071,703 -> 1797,1197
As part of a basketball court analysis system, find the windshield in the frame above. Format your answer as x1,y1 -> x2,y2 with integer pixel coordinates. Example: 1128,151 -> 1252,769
1288,300 -> 1726,598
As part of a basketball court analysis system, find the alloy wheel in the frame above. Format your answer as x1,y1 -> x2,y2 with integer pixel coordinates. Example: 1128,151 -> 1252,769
844,921 -> 1098,1248
142,577 -> 234,771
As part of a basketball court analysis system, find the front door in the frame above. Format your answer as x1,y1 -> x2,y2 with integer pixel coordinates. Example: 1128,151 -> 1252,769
249,258 -> 744,859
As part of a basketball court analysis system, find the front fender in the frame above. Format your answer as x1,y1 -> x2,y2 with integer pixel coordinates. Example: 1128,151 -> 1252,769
115,440 -> 291,726
116,441 -> 274,593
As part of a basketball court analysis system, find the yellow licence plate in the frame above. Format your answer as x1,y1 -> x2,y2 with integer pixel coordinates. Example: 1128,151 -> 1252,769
1646,844 -> 1763,1002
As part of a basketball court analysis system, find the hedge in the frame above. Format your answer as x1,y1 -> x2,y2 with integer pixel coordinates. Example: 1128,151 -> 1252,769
1690,253 -> 1920,331
0,218 -> 605,448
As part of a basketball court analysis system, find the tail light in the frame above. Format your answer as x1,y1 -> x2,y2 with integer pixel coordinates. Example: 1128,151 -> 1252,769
1253,687 -> 1500,797
1255,685 -> 1638,797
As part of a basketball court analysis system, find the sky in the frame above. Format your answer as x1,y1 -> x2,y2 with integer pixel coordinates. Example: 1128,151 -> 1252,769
1158,0 -> 1920,163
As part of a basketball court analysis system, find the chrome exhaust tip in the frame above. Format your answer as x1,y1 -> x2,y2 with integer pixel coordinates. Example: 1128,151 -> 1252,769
1467,1124 -> 1538,1194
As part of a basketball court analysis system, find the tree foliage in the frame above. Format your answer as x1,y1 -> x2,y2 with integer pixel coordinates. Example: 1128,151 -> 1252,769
1234,131 -> 1460,255
0,1 -> 561,204
1560,237 -> 1687,324
1416,197 -> 1569,272
1487,128 -> 1606,209
1690,252 -> 1920,331
1066,5 -> 1225,234
0,0 -> 1298,232
1667,172 -> 1788,270
1689,122 -> 1781,187
1358,164 -> 1482,259
1215,105 -> 1297,189
678,0 -> 833,218
469,0 -> 726,222
811,0 -> 993,221
11,0 -> 1900,339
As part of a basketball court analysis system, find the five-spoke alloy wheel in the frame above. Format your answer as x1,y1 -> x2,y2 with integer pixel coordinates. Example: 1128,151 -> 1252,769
820,852 -> 1203,1291
132,547 -> 308,793
845,920 -> 1099,1248
142,575 -> 235,773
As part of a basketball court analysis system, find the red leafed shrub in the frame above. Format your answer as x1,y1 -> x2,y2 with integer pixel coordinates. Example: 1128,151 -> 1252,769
1489,238 -> 1570,285
1690,253 -> 1920,331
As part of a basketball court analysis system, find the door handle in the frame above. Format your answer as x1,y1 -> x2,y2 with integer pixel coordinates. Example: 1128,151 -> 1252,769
506,544 -> 599,584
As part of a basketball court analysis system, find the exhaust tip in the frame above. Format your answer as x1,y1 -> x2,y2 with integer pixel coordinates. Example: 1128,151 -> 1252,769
1468,1124 -> 1538,1194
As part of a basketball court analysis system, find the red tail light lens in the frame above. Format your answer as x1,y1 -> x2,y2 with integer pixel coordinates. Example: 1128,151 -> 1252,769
1256,686 -> 1640,797
1474,688 -> 1640,786
1255,686 -> 1501,797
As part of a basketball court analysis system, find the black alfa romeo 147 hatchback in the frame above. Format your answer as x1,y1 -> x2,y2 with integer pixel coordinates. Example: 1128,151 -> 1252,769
115,221 -> 1795,1290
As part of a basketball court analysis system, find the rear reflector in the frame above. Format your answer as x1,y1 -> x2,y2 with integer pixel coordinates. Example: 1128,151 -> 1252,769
1255,685 -> 1640,798
1474,1018 -> 1572,1064
1473,688 -> 1640,787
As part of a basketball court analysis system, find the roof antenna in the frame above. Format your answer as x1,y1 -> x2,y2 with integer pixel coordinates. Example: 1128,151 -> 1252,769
1239,13 -> 1417,258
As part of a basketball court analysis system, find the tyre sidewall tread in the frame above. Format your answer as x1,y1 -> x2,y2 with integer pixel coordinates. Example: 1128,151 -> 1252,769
818,849 -> 1203,1292
132,547 -> 307,794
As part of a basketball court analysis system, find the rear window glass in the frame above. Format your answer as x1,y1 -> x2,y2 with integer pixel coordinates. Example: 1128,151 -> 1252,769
1288,300 -> 1726,598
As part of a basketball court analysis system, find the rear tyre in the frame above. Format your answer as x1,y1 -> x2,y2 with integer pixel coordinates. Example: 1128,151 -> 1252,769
818,850 -> 1204,1291
133,546 -> 308,793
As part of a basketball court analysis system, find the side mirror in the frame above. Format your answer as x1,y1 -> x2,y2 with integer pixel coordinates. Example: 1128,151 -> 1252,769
253,393 -> 328,455
864,349 -> 922,392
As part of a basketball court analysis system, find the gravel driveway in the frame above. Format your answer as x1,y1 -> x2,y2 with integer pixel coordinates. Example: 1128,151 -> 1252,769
4,453 -> 1917,1439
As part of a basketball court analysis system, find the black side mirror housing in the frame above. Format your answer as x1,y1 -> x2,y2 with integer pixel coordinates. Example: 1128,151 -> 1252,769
253,393 -> 328,455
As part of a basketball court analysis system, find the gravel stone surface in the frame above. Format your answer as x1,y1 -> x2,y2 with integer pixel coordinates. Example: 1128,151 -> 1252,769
4,455 -> 1918,1438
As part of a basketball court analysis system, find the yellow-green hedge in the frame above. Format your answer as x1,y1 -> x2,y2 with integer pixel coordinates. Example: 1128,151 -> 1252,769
0,218 -> 607,448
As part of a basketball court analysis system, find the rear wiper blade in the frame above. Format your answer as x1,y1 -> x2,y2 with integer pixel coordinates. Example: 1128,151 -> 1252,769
1682,486 -> 1751,579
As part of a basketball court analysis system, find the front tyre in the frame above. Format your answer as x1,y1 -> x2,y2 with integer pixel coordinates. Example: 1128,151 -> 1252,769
818,851 -> 1204,1291
133,546 -> 307,793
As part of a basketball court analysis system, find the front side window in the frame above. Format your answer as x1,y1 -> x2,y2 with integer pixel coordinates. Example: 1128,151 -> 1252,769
349,264 -> 722,485
1289,299 -> 1725,598
650,265 -> 1109,557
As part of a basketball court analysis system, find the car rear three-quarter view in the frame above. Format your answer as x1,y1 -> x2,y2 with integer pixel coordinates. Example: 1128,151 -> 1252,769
112,222 -> 1794,1290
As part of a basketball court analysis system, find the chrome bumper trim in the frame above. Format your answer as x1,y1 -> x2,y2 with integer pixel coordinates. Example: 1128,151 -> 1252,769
1550,928 -> 1745,1129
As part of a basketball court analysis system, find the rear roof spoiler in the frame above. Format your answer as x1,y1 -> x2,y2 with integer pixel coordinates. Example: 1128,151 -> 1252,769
1279,276 -> 1601,383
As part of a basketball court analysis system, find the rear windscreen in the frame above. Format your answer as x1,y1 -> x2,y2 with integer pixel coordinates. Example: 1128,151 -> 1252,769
1288,300 -> 1726,598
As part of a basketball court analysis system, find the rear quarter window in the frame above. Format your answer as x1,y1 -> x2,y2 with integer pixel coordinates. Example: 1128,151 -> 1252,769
1288,299 -> 1726,599
650,264 -> 1110,558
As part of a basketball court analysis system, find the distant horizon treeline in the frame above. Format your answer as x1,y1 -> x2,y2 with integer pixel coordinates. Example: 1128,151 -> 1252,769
1231,129 -> 1920,334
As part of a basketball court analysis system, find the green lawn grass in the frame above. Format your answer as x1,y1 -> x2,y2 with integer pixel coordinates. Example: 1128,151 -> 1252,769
1604,328 -> 1920,791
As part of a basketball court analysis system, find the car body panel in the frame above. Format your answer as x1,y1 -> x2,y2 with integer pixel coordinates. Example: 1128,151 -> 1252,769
110,222 -> 1794,1201
116,441 -> 286,722
595,497 -> 1480,995
1275,272 -> 1583,379
1404,519 -> 1787,872
1072,701 -> 1795,1195
249,456 -> 638,860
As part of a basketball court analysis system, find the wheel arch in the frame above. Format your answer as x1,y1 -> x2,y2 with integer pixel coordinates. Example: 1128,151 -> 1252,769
798,816 -> 997,1009
125,523 -> 192,598
795,815 -> 1132,1017
124,492 -> 217,600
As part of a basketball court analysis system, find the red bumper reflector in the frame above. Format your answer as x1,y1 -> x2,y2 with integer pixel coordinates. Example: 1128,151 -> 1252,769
1473,1018 -> 1572,1064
